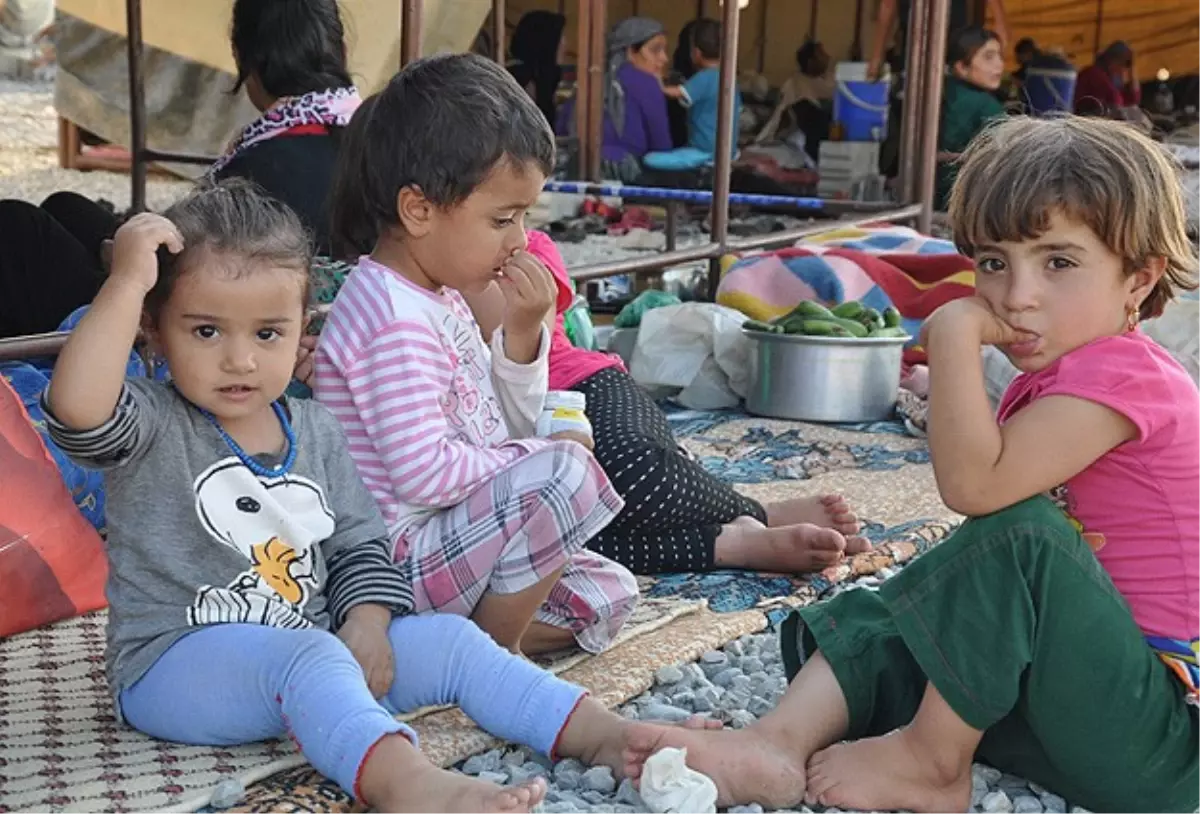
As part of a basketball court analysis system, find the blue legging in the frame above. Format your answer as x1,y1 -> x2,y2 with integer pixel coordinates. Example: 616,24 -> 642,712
119,614 -> 586,797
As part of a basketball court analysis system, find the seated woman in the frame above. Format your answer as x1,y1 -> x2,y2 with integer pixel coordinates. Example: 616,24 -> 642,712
557,16 -> 673,182
1074,41 -> 1141,117
936,27 -> 1006,209
507,10 -> 566,127
755,39 -> 836,157
0,0 -> 357,339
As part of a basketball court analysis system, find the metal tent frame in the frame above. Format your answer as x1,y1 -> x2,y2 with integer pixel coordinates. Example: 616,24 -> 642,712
0,0 -> 950,362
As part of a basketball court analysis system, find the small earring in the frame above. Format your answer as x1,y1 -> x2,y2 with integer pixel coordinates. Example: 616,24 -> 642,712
1125,304 -> 1140,333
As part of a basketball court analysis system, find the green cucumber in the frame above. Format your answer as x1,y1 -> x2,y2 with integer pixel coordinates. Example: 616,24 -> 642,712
883,306 -> 902,328
828,317 -> 869,337
831,300 -> 866,319
791,300 -> 836,319
857,307 -> 883,328
743,319 -> 781,333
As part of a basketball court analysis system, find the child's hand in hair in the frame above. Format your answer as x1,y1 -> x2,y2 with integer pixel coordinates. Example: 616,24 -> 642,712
110,213 -> 184,296
920,296 -> 1035,350
498,250 -> 557,364
338,604 -> 395,699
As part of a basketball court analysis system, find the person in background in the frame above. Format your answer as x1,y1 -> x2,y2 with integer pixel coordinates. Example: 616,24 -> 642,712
556,16 -> 673,182
660,18 -> 742,160
936,27 -> 1006,209
1075,41 -> 1141,117
1012,37 -> 1038,85
0,0 -> 356,340
755,39 -> 835,154
867,0 -> 1010,82
667,19 -> 701,147
507,10 -> 567,127
209,0 -> 359,255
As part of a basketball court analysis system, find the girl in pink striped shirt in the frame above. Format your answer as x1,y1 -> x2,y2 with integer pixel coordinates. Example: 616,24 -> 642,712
314,53 -> 638,656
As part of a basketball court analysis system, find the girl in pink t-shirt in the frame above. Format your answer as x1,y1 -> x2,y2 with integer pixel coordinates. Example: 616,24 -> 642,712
462,228 -> 870,576
620,117 -> 1198,814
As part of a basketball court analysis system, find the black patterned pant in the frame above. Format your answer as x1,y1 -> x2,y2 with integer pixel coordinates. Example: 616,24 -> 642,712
572,367 -> 767,574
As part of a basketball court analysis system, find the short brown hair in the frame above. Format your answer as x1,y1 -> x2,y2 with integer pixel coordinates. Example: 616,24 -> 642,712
948,116 -> 1198,320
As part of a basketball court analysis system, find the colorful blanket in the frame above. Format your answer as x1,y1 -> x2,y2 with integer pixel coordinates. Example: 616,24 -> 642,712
716,225 -> 975,365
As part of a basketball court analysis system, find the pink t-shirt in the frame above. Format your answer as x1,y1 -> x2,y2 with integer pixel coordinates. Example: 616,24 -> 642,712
997,331 -> 1199,644
526,229 -> 627,391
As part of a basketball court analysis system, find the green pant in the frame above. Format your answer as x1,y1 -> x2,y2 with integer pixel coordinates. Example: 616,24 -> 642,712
782,497 -> 1198,813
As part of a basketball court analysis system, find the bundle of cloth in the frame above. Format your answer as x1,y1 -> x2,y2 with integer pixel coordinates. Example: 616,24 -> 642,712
716,225 -> 975,367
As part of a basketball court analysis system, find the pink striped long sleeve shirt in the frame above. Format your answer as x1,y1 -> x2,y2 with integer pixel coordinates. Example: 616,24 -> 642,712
314,258 -> 551,548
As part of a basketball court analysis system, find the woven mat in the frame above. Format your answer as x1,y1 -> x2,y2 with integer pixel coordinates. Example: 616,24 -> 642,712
0,595 -> 700,814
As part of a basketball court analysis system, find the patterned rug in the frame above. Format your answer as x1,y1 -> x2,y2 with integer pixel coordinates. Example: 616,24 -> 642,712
2,409 -> 956,813
0,596 -> 701,814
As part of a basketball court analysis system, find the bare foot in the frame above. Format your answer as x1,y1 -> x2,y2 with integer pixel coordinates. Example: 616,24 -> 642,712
621,722 -> 808,808
806,728 -> 972,813
557,699 -> 723,776
767,494 -> 867,541
716,517 -> 860,574
360,733 -> 547,812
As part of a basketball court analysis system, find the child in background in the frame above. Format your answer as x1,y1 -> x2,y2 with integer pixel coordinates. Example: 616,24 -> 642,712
620,116 -> 1199,813
653,17 -> 742,168
316,53 -> 638,657
42,180 -> 663,813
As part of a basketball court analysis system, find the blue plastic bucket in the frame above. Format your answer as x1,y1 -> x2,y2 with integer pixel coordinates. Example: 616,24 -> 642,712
834,78 -> 891,141
1024,67 -> 1077,115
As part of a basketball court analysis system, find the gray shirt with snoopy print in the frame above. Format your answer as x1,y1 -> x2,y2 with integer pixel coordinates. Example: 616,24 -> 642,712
44,377 -> 413,711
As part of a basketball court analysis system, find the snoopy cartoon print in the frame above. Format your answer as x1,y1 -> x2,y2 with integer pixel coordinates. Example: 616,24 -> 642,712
187,459 -> 336,628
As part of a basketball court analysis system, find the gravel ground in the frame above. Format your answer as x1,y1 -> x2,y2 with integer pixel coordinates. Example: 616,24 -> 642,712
453,628 -> 1086,814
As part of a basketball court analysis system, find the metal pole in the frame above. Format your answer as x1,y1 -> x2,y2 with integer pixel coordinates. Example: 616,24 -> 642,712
493,0 -> 505,64
897,0 -> 928,204
574,0 -> 591,181
125,0 -> 147,213
706,0 -> 741,300
665,201 -> 678,251
756,0 -> 768,74
585,0 -> 606,181
916,0 -> 950,233
808,0 -> 818,39
400,0 -> 422,67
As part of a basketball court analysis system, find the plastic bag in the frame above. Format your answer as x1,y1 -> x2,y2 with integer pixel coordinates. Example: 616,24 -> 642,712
629,303 -> 753,410
639,747 -> 718,813
613,290 -> 682,329
0,374 -> 108,636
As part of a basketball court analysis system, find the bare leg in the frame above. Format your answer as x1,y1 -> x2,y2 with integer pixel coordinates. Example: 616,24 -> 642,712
622,651 -> 849,807
520,622 -> 577,655
806,681 -> 977,813
714,516 -> 863,574
471,567 -> 564,653
358,733 -> 547,813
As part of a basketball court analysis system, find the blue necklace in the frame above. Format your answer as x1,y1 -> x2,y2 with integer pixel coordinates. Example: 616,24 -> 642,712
200,401 -> 297,478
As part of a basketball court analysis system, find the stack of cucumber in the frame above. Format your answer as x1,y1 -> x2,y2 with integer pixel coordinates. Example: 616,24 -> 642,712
744,300 -> 907,338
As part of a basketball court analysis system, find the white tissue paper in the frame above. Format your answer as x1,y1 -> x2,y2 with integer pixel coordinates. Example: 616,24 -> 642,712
639,746 -> 719,814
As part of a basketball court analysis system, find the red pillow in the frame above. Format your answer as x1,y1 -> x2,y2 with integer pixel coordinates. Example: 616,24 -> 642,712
0,376 -> 107,636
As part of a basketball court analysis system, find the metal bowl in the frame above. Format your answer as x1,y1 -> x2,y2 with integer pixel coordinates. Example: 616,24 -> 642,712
743,328 -> 910,422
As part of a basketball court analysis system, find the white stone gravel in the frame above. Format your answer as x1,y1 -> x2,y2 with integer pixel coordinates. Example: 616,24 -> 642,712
453,627 -> 1084,814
